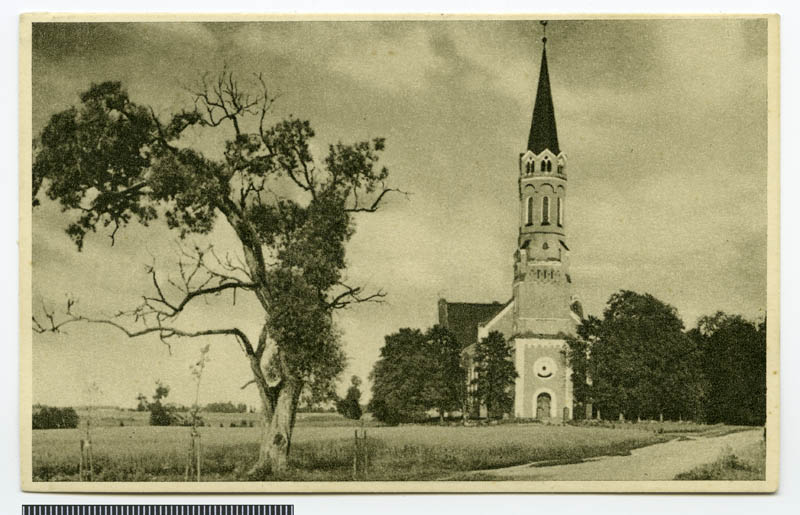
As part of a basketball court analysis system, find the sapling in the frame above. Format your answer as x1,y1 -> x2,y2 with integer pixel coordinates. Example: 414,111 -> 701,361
185,344 -> 210,481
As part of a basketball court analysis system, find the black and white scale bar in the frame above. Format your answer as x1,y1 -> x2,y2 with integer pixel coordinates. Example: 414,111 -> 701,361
22,506 -> 293,515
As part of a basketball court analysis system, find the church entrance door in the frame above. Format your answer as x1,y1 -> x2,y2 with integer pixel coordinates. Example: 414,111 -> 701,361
536,393 -> 552,420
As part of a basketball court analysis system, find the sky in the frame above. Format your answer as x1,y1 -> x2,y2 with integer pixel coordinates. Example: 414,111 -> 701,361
29,18 -> 769,408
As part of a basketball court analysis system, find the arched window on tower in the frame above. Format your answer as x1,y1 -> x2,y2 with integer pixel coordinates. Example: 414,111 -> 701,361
557,197 -> 563,227
542,196 -> 550,225
540,160 -> 546,172
526,197 -> 534,226
547,160 -> 552,172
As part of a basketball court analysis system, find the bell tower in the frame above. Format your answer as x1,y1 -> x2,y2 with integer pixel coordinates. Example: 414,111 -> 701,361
513,29 -> 574,337
444,22 -> 579,421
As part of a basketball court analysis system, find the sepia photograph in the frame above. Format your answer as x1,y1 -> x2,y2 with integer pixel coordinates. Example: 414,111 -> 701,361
20,14 -> 779,493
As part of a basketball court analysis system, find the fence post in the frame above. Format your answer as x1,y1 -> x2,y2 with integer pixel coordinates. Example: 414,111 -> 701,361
196,433 -> 202,482
185,441 -> 190,481
79,440 -> 84,481
363,430 -> 368,479
80,438 -> 93,481
353,429 -> 358,480
352,428 -> 369,480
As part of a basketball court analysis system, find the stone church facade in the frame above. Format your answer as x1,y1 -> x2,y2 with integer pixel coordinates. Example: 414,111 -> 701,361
438,37 -> 582,421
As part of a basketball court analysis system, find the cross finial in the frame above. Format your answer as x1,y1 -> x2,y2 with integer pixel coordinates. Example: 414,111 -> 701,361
540,20 -> 548,44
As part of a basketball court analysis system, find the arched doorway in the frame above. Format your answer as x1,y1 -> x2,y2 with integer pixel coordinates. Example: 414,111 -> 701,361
536,392 -> 552,420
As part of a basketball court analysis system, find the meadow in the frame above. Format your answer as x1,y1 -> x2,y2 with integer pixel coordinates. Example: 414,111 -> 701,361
675,439 -> 767,480
32,411 -> 741,482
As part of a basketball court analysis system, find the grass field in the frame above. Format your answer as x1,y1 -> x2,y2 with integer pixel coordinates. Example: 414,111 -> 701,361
675,439 -> 766,480
32,411 -> 743,482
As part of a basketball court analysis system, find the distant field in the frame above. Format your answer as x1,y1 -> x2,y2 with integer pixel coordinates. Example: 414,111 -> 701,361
70,408 -> 264,428
32,411 -> 745,481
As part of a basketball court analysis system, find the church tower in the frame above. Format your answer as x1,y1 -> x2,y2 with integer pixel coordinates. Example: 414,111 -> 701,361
440,24 -> 581,421
510,29 -> 579,420
513,33 -> 574,337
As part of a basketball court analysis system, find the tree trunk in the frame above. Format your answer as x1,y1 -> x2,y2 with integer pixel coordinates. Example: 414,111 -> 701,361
252,379 -> 301,475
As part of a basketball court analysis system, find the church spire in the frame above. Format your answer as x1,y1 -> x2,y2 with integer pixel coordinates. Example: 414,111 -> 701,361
526,26 -> 560,155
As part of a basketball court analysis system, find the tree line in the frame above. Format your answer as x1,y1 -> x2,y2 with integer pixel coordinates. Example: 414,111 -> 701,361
566,290 -> 766,426
368,325 -> 517,424
368,290 -> 766,427
137,396 -> 251,414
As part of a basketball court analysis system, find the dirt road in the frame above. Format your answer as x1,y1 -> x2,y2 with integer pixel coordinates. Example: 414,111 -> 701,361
475,428 -> 762,480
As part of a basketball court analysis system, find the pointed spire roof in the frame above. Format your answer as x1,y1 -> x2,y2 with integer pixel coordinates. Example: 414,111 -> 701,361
527,39 -> 560,155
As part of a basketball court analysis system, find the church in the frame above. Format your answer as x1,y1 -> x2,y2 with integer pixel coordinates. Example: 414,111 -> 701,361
438,34 -> 583,421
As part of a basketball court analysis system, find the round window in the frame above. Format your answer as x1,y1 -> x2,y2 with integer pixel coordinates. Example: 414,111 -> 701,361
533,357 -> 557,380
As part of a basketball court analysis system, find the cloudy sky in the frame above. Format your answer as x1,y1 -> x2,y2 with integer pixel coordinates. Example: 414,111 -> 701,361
30,18 -> 768,408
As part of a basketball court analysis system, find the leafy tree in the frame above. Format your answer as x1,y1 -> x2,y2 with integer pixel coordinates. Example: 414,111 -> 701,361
563,315 -> 600,419
425,325 -> 465,422
148,380 -> 175,426
472,331 -> 517,419
368,328 -> 433,424
298,385 -> 334,413
566,290 -> 704,421
135,393 -> 148,412
692,312 -> 766,425
336,375 -> 363,420
368,325 -> 467,424
32,73 -> 399,473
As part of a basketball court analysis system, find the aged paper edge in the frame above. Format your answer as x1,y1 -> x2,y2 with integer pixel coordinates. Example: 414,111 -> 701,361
18,12 -> 781,494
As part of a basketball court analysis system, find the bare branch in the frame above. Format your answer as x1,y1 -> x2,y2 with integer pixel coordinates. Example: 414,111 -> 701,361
32,297 -> 76,334
138,245 -> 257,321
189,68 -> 261,138
345,185 -> 408,213
240,379 -> 256,390
283,153 -> 315,196
144,277 -> 254,318
147,106 -> 180,153
255,72 -> 279,143
255,323 -> 269,359
208,247 -> 254,282
33,296 -> 255,355
328,282 -> 387,310
109,220 -> 120,246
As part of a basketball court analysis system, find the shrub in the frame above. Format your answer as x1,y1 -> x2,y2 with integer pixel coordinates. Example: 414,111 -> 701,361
149,403 -> 174,426
32,406 -> 79,429
336,398 -> 362,420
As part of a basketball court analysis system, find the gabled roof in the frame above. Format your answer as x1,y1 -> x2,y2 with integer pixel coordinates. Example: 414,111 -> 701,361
438,299 -> 509,349
527,42 -> 560,155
